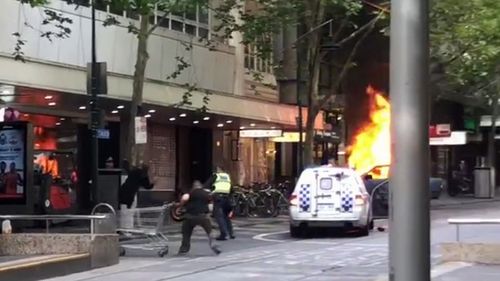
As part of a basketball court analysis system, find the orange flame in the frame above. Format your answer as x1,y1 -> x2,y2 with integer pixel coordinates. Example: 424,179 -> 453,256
348,86 -> 390,178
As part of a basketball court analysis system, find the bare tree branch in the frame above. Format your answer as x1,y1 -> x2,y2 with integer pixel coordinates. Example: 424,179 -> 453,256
332,19 -> 349,42
362,0 -> 390,14
432,43 -> 472,70
148,10 -> 169,35
335,15 -> 380,48
318,14 -> 381,108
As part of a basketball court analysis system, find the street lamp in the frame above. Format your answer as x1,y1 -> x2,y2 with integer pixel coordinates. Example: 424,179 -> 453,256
389,0 -> 430,280
87,1 -> 107,205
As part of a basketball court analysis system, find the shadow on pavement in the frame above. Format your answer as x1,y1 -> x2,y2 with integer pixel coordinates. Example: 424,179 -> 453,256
298,227 -> 368,239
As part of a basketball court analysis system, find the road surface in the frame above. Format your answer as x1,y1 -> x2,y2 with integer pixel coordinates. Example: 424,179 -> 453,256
43,202 -> 500,281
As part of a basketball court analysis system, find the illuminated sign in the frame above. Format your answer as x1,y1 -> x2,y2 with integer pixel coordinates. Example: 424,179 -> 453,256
240,130 -> 283,138
430,131 -> 467,146
429,124 -> 451,138
97,129 -> 110,139
271,132 -> 304,142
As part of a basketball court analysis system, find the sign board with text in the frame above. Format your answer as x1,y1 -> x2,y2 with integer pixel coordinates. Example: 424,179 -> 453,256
240,129 -> 283,138
429,131 -> 467,146
429,124 -> 451,138
134,117 -> 147,144
97,129 -> 110,139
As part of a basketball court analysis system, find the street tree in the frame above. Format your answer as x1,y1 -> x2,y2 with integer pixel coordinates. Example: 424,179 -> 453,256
16,0 -> 211,167
430,0 -> 500,166
215,0 -> 384,166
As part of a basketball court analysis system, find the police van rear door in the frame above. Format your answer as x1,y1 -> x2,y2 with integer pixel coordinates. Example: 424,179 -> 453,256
313,171 -> 342,216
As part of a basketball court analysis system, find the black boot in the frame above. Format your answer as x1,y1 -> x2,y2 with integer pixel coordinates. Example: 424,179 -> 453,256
211,245 -> 222,255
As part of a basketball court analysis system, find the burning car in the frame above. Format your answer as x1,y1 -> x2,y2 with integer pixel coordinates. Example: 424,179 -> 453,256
362,165 -> 443,200
346,86 -> 443,220
363,165 -> 443,221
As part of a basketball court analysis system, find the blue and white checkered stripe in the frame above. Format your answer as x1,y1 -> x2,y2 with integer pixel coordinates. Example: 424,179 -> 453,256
341,188 -> 354,213
299,184 -> 311,212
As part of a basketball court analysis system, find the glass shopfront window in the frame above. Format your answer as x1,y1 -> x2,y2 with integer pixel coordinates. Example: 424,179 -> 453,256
21,114 -> 79,213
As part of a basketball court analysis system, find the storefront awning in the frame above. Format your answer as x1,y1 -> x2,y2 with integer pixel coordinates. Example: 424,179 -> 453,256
480,115 -> 500,127
0,56 -> 324,130
430,131 -> 467,146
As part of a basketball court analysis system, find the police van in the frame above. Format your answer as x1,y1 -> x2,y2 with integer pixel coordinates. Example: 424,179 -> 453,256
289,166 -> 372,237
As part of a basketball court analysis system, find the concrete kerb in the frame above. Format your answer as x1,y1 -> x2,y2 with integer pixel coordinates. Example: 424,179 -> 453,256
440,243 -> 500,265
431,197 -> 500,209
0,233 -> 119,279
0,254 -> 91,281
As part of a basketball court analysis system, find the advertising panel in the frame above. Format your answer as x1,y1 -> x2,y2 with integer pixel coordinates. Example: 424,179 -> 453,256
0,122 -> 27,203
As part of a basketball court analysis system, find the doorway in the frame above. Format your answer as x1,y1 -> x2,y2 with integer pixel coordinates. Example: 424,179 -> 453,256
189,128 -> 213,183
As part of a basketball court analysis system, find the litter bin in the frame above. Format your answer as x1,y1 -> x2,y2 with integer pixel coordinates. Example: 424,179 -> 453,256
474,167 -> 494,198
96,169 -> 122,210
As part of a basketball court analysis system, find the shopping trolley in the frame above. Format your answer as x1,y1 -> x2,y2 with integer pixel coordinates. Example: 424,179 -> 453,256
118,202 -> 180,257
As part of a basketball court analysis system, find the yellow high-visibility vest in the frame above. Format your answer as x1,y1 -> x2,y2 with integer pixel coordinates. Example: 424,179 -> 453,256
213,173 -> 231,194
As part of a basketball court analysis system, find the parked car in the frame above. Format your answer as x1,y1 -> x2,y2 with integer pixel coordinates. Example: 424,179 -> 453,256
289,166 -> 372,237
362,165 -> 443,199
362,165 -> 444,220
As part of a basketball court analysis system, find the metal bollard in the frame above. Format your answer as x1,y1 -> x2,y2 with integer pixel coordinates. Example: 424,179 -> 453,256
91,203 -> 117,234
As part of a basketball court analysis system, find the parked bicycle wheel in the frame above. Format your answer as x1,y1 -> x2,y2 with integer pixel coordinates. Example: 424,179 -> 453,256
271,191 -> 289,217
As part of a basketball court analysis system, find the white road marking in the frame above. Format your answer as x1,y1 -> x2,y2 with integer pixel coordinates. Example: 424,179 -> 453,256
299,241 -> 387,247
373,262 -> 472,281
252,231 -> 289,242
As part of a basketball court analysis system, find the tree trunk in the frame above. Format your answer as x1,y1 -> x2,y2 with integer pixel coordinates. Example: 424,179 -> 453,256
303,107 -> 319,167
487,97 -> 498,167
487,69 -> 500,170
126,15 -> 150,167
301,1 -> 324,167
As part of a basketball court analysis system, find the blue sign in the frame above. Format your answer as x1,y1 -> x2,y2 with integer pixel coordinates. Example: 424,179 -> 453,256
97,129 -> 110,139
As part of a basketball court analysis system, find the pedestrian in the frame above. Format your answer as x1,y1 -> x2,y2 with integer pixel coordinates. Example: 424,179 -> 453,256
105,157 -> 115,169
177,181 -> 221,255
119,160 -> 155,209
205,166 -> 234,241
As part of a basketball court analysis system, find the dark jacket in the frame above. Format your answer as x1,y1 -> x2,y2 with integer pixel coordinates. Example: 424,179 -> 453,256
184,188 -> 210,215
119,166 -> 154,208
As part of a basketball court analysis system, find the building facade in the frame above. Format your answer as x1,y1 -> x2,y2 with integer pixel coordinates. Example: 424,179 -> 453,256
0,0 -> 324,208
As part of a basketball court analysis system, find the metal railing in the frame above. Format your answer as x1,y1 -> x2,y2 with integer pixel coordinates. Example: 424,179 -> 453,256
448,218 -> 500,241
0,203 -> 116,234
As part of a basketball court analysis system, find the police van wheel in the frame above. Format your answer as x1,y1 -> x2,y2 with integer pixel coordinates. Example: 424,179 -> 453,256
359,223 -> 370,237
290,225 -> 304,238
369,219 -> 374,230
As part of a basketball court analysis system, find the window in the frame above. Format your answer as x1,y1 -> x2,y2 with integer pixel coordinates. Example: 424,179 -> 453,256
185,24 -> 196,36
320,178 -> 333,190
244,37 -> 274,74
172,20 -> 184,32
199,6 -> 209,24
92,1 -> 211,39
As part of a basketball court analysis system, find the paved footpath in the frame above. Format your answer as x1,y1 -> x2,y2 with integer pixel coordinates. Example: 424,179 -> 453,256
41,201 -> 500,281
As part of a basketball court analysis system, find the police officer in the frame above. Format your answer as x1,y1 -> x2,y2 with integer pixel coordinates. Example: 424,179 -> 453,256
205,166 -> 234,241
178,181 -> 221,255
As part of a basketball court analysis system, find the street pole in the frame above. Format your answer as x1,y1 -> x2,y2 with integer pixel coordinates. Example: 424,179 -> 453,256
389,0 -> 430,280
297,48 -> 304,173
89,1 -> 99,205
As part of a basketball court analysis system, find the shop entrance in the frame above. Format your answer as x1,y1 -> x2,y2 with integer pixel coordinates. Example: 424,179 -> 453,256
189,128 -> 212,183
